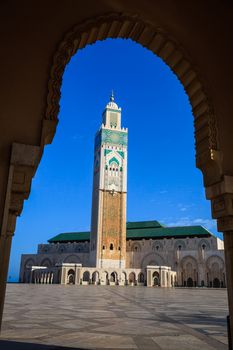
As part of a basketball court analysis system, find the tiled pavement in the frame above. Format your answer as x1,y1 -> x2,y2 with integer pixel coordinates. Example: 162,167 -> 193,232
0,284 -> 229,349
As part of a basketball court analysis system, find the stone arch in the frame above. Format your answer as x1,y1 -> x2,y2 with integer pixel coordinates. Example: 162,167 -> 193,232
63,255 -> 81,263
67,269 -> 75,284
206,255 -> 224,270
141,252 -> 165,268
174,239 -> 186,250
198,238 -> 211,251
152,271 -> 160,286
180,255 -> 198,268
180,255 -> 198,287
187,277 -> 193,287
152,241 -> 163,252
40,258 -> 52,267
110,271 -> 118,283
131,242 -> 142,252
82,270 -> 90,282
92,271 -> 99,284
44,12 -> 220,182
121,271 -> 127,284
213,277 -> 220,288
24,258 -> 36,269
58,244 -> 66,253
129,272 -> 136,284
206,255 -> 225,287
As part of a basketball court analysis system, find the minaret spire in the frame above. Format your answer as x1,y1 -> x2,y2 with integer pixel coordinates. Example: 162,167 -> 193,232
110,90 -> 114,101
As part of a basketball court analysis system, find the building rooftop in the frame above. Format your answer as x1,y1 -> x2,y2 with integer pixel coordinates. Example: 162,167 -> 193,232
48,221 -> 212,243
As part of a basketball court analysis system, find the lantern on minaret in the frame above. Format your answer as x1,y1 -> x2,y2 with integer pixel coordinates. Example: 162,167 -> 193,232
90,92 -> 128,268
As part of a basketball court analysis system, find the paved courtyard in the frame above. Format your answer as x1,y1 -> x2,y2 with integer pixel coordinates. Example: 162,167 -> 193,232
0,284 -> 229,350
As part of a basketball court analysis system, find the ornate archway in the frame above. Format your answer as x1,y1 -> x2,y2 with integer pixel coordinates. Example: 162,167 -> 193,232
1,7 -> 232,341
43,13 -> 220,189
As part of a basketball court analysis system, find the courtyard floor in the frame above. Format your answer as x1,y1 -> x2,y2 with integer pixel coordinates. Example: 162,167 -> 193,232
0,284 -> 229,350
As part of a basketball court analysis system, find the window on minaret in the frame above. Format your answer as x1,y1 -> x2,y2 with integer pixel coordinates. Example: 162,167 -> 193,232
102,245 -> 105,250
110,243 -> 114,250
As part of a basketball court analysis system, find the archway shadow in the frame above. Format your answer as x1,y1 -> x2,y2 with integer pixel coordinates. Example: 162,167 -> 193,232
0,340 -> 88,350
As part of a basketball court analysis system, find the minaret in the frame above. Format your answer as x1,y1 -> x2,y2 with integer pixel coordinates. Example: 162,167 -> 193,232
90,92 -> 128,268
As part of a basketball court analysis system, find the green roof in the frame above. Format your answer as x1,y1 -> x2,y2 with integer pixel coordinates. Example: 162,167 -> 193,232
126,225 -> 211,240
48,221 -> 211,243
127,220 -> 163,229
48,231 -> 90,243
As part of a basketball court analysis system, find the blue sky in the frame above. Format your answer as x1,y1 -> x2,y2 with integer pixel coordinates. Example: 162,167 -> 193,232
8,39 -> 219,281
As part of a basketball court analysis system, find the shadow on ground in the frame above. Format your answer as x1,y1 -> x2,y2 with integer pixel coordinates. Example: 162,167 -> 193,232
0,340 -> 87,350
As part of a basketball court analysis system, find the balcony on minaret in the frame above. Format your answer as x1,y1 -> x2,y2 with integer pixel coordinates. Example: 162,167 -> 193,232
102,92 -> 122,130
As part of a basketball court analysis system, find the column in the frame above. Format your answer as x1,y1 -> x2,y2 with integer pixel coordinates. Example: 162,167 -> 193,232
206,176 -> 233,348
223,232 -> 233,348
0,143 -> 40,331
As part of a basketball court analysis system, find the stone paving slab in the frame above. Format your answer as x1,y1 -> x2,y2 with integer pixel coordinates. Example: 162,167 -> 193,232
0,284 -> 229,349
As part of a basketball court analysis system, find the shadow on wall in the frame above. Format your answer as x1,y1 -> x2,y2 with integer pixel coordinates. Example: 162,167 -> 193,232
0,340 -> 89,350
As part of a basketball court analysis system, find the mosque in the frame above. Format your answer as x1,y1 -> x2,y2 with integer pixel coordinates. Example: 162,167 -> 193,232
20,94 -> 226,288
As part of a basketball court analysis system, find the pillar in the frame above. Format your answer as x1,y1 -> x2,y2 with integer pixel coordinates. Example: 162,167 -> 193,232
0,143 -> 40,331
223,232 -> 233,349
206,176 -> 233,349
0,233 -> 13,329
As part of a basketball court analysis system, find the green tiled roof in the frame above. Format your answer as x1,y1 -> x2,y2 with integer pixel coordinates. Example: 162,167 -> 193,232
48,221 -> 211,243
127,220 -> 163,229
126,225 -> 211,240
48,232 -> 90,243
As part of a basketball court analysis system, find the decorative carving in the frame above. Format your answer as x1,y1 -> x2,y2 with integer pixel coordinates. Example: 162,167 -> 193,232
1,143 -> 40,238
205,176 -> 233,231
217,216 -> 233,232
45,12 -> 219,186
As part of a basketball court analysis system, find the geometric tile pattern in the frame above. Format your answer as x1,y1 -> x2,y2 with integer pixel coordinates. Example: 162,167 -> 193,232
0,285 -> 229,349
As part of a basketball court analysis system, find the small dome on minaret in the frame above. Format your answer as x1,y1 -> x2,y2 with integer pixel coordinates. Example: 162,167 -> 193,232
105,90 -> 119,110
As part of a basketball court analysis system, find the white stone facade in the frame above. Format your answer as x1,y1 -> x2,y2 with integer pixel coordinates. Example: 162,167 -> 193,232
20,233 -> 225,288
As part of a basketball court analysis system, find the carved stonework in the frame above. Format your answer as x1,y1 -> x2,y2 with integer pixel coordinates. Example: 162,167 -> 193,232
217,217 -> 233,233
45,12 -> 220,186
1,143 -> 40,238
206,176 -> 233,232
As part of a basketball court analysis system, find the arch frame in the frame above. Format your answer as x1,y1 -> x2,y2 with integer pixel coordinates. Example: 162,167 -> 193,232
180,255 -> 198,268
63,254 -> 81,264
141,252 -> 165,268
206,255 -> 225,270
43,12 -> 221,186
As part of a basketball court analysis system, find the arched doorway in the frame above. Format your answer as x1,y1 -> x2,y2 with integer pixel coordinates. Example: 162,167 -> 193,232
187,277 -> 193,287
153,271 -> 160,286
92,271 -> 99,285
67,269 -> 75,284
213,278 -> 220,288
129,272 -> 136,285
82,271 -> 90,283
110,272 -> 117,284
